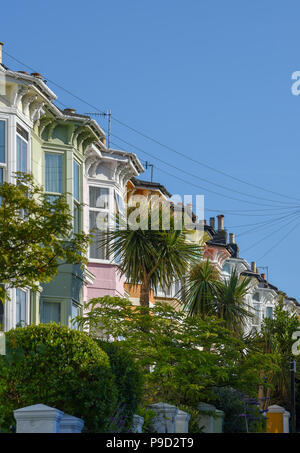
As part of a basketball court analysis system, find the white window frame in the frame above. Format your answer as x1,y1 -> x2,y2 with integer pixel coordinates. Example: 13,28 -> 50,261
88,184 -> 112,263
71,302 -> 80,330
73,159 -> 81,234
16,123 -> 29,174
0,117 -> 7,182
44,150 -> 64,199
156,279 -> 181,298
252,302 -> 261,327
265,305 -> 274,320
15,288 -> 30,327
41,299 -> 62,325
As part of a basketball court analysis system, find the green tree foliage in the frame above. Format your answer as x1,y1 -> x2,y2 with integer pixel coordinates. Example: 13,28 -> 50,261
180,261 -> 252,336
77,296 -> 277,408
0,173 -> 89,301
209,388 -> 266,433
215,270 -> 253,336
99,206 -> 202,306
96,339 -> 143,428
258,298 -> 300,410
0,324 -> 118,432
179,259 -> 221,317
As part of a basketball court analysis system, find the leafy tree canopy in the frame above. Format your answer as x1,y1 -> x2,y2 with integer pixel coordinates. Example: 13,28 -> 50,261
77,296 -> 278,407
0,173 -> 89,301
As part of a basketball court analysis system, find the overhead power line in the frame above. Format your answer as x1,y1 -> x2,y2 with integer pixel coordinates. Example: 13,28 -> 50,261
109,117 -> 300,203
234,210 -> 300,238
227,210 -> 300,230
110,135 -> 298,207
3,49 -> 300,204
242,212 -> 300,254
257,219 -> 300,261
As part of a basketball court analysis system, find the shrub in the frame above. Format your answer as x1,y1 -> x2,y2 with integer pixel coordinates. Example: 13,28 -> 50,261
209,388 -> 266,433
0,324 -> 118,432
96,340 -> 143,429
178,405 -> 205,433
135,406 -> 157,433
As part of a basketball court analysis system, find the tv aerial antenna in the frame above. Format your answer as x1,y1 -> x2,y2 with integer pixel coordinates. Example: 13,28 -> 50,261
144,161 -> 154,182
85,110 -> 111,148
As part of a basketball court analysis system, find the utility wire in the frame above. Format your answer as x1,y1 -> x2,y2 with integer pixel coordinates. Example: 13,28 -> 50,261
3,49 -> 300,204
234,210 -> 300,238
257,220 -> 300,261
242,212 -> 300,254
109,118 -> 300,203
5,46 -> 297,216
110,134 -> 297,206
227,210 -> 300,230
110,139 -> 297,209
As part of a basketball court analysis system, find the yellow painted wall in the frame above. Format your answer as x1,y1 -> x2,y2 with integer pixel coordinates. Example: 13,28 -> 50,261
266,412 -> 283,433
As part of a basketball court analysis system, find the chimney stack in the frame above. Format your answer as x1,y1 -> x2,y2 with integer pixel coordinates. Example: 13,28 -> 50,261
261,273 -> 266,280
217,214 -> 224,231
30,72 -> 43,79
229,233 -> 235,244
209,217 -> 215,229
0,42 -> 3,65
251,261 -> 257,273
63,108 -> 76,115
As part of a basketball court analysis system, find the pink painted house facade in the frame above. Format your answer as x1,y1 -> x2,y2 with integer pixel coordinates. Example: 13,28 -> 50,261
83,142 -> 144,304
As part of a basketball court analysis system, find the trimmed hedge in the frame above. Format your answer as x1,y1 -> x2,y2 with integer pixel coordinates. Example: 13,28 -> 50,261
96,340 -> 143,428
0,324 -> 118,432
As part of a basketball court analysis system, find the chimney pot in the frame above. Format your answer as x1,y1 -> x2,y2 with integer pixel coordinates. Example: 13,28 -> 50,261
229,233 -> 235,244
0,42 -> 3,65
63,108 -> 76,115
209,217 -> 215,229
261,273 -> 266,280
251,261 -> 257,273
217,214 -> 224,231
30,72 -> 42,79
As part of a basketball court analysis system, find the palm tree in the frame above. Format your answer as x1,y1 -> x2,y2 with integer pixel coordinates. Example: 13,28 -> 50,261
99,206 -> 202,307
216,270 -> 253,336
180,262 -> 253,334
179,259 -> 221,318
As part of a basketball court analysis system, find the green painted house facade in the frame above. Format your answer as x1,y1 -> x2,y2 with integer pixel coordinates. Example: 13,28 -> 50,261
0,54 -> 105,330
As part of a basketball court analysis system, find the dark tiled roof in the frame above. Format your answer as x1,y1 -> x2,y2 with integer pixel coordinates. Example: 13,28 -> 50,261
204,224 -> 215,237
131,177 -> 172,197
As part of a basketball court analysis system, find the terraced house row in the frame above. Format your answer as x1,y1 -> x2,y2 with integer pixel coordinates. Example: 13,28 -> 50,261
0,44 -> 298,332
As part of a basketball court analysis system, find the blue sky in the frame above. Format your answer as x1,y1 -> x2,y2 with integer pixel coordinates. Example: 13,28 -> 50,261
2,0 -> 300,298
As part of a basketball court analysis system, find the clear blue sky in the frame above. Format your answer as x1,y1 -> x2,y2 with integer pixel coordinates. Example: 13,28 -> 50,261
2,0 -> 300,299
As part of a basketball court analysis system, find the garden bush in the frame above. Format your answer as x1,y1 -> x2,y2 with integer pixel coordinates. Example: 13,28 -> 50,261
209,388 -> 266,433
96,339 -> 143,429
0,324 -> 118,432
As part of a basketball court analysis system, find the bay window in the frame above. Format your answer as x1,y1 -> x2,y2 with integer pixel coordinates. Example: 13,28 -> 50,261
73,160 -> 80,233
0,120 -> 5,164
252,303 -> 261,327
42,301 -> 61,324
16,124 -> 28,173
16,289 -> 27,327
71,303 -> 80,329
0,301 -> 3,330
89,186 -> 109,260
114,191 -> 125,217
45,152 -> 63,201
0,120 -> 5,186
265,306 -> 273,319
